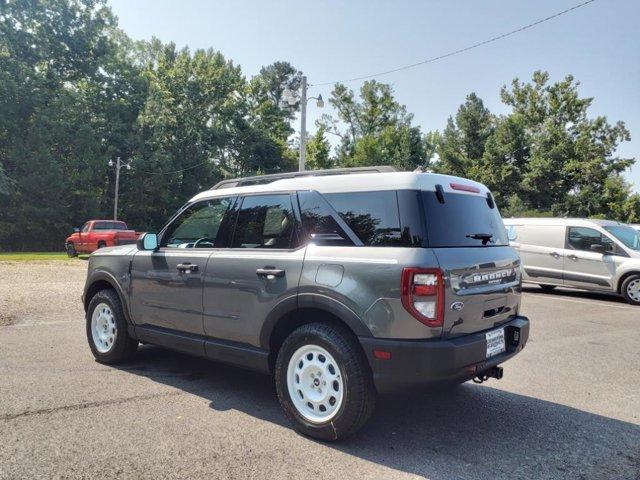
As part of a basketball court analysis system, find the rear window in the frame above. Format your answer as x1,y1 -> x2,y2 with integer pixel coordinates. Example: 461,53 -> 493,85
94,221 -> 127,230
323,191 -> 402,246
422,191 -> 508,247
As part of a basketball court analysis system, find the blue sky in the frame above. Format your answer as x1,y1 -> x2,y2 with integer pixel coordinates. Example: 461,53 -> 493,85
108,0 -> 640,191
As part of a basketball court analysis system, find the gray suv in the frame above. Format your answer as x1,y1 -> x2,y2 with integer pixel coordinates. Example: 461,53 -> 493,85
83,169 -> 529,440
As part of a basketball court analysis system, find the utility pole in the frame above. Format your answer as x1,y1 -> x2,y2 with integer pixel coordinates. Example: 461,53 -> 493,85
108,157 -> 131,221
299,76 -> 307,172
281,76 -> 323,172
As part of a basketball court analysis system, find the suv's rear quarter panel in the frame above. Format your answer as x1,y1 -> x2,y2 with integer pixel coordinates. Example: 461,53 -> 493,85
300,245 -> 442,339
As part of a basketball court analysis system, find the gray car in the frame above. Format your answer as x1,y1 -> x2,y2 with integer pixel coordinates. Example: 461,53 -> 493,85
504,218 -> 640,305
83,169 -> 529,440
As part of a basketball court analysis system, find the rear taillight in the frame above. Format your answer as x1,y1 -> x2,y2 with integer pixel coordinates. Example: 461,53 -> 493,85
401,268 -> 444,328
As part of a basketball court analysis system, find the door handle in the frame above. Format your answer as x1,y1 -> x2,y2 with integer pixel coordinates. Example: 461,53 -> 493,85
549,251 -> 560,258
567,254 -> 578,261
176,263 -> 199,273
256,268 -> 285,279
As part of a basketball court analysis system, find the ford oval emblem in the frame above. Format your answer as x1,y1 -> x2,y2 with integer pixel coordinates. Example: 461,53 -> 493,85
450,301 -> 464,311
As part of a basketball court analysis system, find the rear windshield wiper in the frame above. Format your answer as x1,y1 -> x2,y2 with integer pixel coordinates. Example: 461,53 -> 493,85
466,233 -> 493,245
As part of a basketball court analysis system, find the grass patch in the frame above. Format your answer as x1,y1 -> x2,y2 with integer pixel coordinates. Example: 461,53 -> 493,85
0,252 -> 73,261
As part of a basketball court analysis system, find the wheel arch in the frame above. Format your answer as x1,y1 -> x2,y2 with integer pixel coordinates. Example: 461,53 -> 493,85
261,294 -> 373,372
616,270 -> 640,294
84,272 -> 132,324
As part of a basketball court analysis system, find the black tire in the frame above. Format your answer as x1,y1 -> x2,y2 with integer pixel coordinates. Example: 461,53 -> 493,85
97,241 -> 106,249
539,284 -> 556,292
66,243 -> 77,258
275,322 -> 377,441
621,274 -> 640,306
86,289 -> 138,364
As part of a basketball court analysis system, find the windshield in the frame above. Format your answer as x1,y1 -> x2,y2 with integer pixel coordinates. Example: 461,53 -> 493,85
604,225 -> 640,251
421,191 -> 508,247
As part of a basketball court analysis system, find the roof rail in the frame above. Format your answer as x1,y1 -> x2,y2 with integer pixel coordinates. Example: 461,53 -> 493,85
211,166 -> 398,190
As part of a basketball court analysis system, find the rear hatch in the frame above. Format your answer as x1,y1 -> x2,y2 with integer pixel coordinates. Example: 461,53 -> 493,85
421,188 -> 521,338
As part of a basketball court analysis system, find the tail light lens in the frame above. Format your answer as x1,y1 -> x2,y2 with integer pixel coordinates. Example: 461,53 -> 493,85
401,268 -> 444,327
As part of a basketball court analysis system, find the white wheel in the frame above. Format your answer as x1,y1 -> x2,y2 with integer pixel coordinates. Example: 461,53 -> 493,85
91,302 -> 117,353
626,278 -> 640,303
286,344 -> 344,423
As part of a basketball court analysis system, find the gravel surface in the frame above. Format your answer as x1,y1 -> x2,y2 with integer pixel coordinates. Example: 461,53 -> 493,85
0,262 -> 639,479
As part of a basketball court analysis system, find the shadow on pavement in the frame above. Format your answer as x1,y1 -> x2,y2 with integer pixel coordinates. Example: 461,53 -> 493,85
118,345 -> 640,479
523,285 -> 630,305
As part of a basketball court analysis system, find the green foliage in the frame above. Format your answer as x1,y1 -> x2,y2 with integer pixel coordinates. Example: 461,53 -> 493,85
321,81 -> 432,170
0,1 -> 637,250
306,124 -> 333,170
0,1 -> 298,249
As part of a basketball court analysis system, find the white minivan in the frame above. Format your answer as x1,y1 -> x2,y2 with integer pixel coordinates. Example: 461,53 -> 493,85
504,218 -> 640,305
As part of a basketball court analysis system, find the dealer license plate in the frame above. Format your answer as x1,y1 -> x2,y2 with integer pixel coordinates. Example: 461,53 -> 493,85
485,328 -> 506,358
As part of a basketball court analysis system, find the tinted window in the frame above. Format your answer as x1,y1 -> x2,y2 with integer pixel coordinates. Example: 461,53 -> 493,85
94,221 -> 127,230
568,227 -> 615,252
298,191 -> 354,246
232,194 -> 295,249
422,191 -> 508,247
162,197 -> 234,248
323,191 -> 402,246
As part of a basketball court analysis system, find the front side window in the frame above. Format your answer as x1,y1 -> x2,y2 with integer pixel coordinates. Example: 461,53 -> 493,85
162,197 -> 235,248
81,223 -> 90,233
232,194 -> 295,249
567,227 -> 615,253
323,191 -> 402,246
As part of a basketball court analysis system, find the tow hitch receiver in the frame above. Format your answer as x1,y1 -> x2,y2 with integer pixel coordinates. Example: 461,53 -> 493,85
473,366 -> 503,384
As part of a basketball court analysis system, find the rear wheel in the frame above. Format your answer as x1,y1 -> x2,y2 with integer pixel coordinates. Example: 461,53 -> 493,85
621,275 -> 640,305
539,284 -> 557,292
86,289 -> 137,364
275,322 -> 377,441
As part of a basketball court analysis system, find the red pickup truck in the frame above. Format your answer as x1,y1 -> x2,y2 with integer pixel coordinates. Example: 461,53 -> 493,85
65,220 -> 138,257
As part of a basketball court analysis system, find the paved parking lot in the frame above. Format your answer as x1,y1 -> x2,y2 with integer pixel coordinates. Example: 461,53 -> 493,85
1,260 -> 638,479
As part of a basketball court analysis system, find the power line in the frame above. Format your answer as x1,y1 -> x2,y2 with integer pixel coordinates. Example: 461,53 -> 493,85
313,0 -> 596,87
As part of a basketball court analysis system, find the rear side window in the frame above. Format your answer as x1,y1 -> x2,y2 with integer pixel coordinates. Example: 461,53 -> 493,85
323,191 -> 402,246
232,194 -> 295,249
298,191 -> 355,246
422,191 -> 508,247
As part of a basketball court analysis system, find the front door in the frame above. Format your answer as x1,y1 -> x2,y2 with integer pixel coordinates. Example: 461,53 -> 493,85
130,197 -> 237,350
203,193 -> 304,347
563,226 -> 616,290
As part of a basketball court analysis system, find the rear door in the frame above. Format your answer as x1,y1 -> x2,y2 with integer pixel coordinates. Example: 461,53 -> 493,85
421,189 -> 521,338
202,193 -> 305,347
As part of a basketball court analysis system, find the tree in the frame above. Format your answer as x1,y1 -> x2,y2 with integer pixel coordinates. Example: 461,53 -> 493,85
321,81 -> 432,170
433,93 -> 494,177
306,124 -> 333,170
493,71 -> 635,219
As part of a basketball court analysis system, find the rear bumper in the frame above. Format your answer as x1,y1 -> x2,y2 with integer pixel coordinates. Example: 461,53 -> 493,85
359,316 -> 529,393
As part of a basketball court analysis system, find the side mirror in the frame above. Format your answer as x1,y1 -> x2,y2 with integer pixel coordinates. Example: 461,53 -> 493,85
74,227 -> 80,233
590,244 -> 606,253
137,232 -> 159,251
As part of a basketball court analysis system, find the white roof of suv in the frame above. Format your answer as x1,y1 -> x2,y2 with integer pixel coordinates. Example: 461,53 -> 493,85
190,172 -> 489,202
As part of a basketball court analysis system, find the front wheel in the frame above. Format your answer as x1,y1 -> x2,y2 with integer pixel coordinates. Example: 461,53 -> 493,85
621,275 -> 640,305
86,289 -> 138,364
66,243 -> 77,258
275,322 -> 377,441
